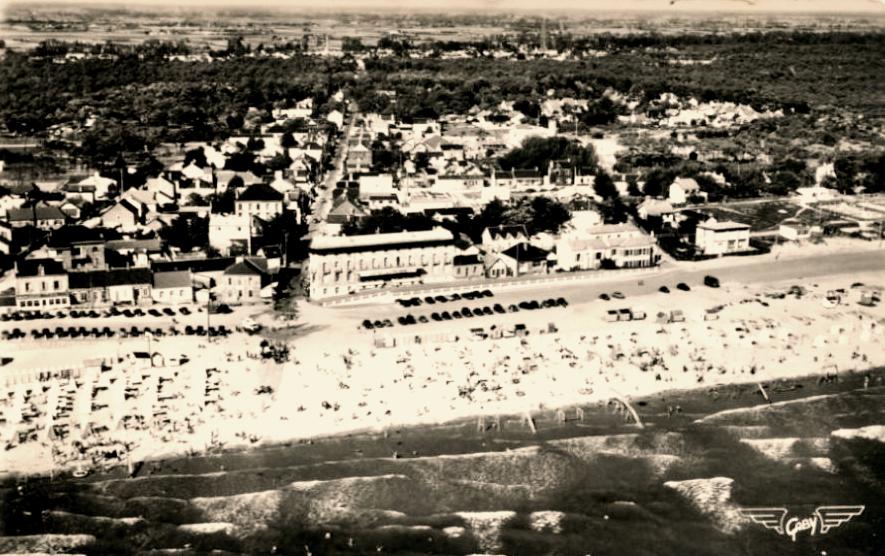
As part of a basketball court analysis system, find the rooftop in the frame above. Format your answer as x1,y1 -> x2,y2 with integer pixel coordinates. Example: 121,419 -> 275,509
698,219 -> 751,232
153,270 -> 192,289
311,228 -> 454,254
237,183 -> 284,202
501,243 -> 550,262
17,258 -> 67,277
69,268 -> 153,289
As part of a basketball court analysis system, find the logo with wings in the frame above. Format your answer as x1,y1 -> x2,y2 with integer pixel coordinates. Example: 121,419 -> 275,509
739,506 -> 865,542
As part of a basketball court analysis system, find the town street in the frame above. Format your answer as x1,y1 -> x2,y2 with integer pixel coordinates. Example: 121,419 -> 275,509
308,111 -> 359,237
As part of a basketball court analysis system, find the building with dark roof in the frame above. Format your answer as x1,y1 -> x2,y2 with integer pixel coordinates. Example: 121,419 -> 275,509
217,257 -> 272,304
485,243 -> 552,279
235,183 -> 284,227
152,270 -> 193,305
7,205 -> 67,230
46,225 -> 120,272
69,268 -> 153,306
15,258 -> 70,310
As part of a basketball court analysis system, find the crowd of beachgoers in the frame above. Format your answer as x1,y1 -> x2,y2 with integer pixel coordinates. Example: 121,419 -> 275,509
1,271 -> 883,478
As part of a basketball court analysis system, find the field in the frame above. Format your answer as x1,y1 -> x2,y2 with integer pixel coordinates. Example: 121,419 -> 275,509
692,200 -> 805,232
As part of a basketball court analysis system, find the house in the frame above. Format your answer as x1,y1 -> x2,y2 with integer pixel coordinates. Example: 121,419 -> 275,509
637,198 -> 676,225
77,172 -> 117,199
358,174 -> 395,199
151,270 -> 193,305
105,238 -> 163,269
209,213 -> 251,255
307,228 -> 455,299
345,142 -> 372,174
15,258 -> 70,310
235,183 -> 284,225
481,225 -> 529,253
454,253 -> 484,279
100,199 -> 143,229
779,220 -> 821,241
69,268 -> 153,307
795,186 -> 840,203
145,176 -> 177,202
327,198 -> 367,225
668,177 -> 705,205
152,257 -> 235,290
62,183 -> 97,204
557,223 -> 659,271
7,205 -> 67,230
217,257 -> 271,304
485,243 -> 552,278
45,225 -> 117,272
695,218 -> 751,255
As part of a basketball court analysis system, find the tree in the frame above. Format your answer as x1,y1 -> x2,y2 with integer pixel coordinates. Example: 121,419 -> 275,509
499,136 -> 598,175
280,131 -> 297,149
159,214 -> 209,252
593,171 -> 618,200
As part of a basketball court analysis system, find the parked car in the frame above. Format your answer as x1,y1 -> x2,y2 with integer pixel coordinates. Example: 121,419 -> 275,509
704,276 -> 720,288
239,318 -> 262,333
508,304 -> 520,313
556,297 -> 568,307
599,293 -> 610,301
659,286 -> 670,294
431,312 -> 442,321
448,293 -> 462,302
493,304 -> 506,314
676,283 -> 691,292
441,311 -> 452,320
362,319 -> 374,330
434,295 -> 447,303
481,289 -> 494,298
418,315 -> 429,323
612,291 -> 625,300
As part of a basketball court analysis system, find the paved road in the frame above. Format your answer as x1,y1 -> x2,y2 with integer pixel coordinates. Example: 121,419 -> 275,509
308,112 -> 358,237
330,249 -> 885,322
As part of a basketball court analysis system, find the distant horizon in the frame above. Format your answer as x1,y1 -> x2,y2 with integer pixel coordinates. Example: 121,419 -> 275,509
3,0 -> 885,15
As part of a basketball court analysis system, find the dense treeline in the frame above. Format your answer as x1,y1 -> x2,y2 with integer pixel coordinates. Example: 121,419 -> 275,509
0,52 -> 356,136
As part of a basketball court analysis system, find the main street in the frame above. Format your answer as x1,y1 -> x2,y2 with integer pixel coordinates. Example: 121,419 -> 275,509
308,110 -> 359,238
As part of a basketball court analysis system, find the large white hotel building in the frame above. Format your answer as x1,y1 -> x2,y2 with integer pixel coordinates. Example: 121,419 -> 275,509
307,228 -> 456,299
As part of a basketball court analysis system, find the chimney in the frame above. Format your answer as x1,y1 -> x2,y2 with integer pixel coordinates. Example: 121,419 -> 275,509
38,264 -> 45,276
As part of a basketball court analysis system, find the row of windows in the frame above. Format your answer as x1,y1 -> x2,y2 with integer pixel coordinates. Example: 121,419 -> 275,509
320,252 -> 453,272
20,297 -> 67,307
23,280 -> 63,292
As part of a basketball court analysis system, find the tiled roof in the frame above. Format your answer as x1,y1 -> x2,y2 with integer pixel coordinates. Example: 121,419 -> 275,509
69,268 -> 152,289
237,183 -> 284,202
17,258 -> 67,277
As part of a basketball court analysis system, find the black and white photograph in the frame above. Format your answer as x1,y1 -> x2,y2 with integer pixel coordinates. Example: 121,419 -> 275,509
0,0 -> 883,554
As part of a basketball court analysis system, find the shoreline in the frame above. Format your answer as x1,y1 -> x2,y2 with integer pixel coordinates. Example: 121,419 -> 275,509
4,364 -> 883,485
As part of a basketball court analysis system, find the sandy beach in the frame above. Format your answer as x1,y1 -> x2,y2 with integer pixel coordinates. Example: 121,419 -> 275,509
2,262 -> 883,479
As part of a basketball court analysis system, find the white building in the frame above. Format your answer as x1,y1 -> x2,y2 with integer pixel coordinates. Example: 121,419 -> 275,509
668,177 -> 703,205
209,214 -> 251,255
151,271 -> 193,305
235,183 -> 284,229
695,219 -> 751,255
556,223 -> 659,271
358,174 -> 396,199
307,228 -> 455,299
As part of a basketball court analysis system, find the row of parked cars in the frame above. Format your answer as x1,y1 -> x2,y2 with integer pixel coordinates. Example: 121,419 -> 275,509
396,290 -> 494,308
364,297 -> 568,330
2,324 -> 232,341
1,306 -> 193,322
